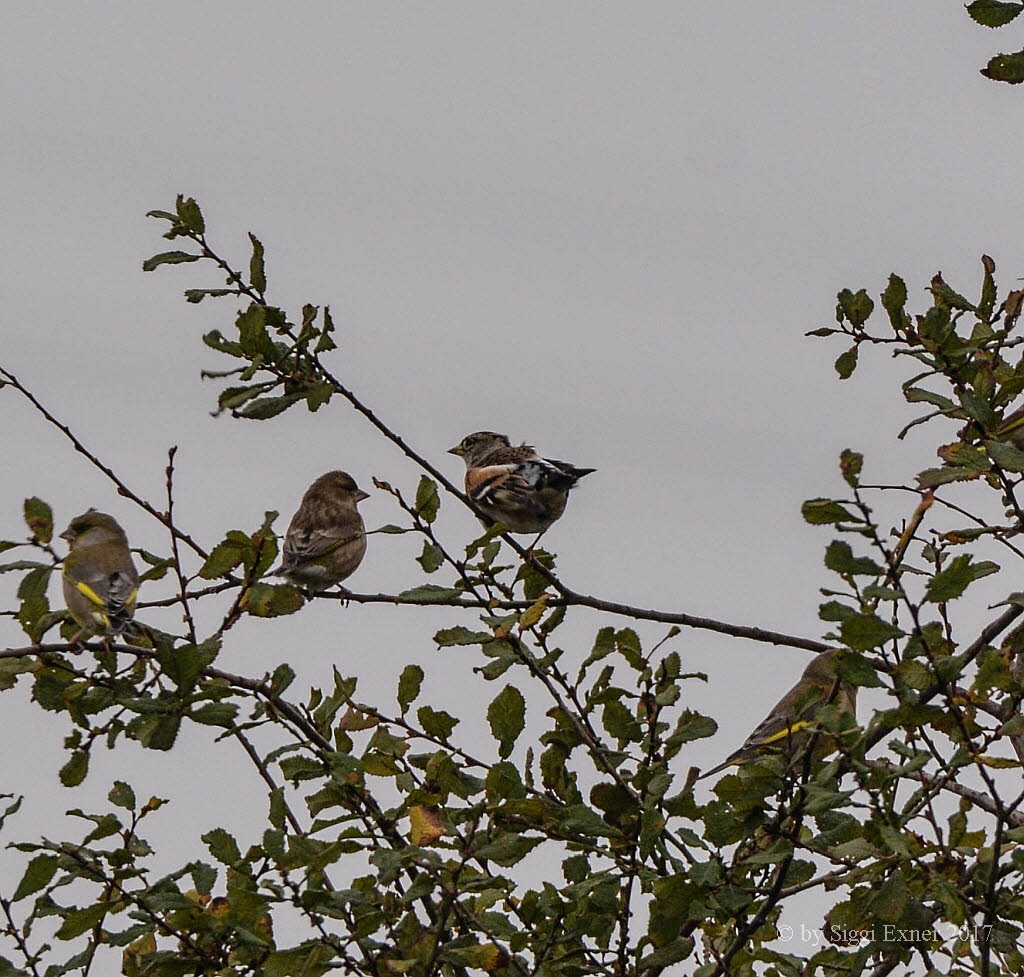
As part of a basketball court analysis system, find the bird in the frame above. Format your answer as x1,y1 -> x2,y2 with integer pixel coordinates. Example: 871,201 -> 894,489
61,510 -> 140,637
272,471 -> 369,591
448,431 -> 595,535
701,650 -> 858,779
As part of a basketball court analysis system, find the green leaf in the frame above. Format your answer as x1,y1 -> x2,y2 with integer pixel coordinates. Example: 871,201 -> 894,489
434,626 -> 490,646
202,827 -> 242,866
904,386 -> 955,410
397,664 -> 424,715
985,439 -> 1024,472
248,232 -> 267,294
837,287 -> 874,327
59,750 -> 89,787
414,476 -> 440,524
840,614 -> 902,651
142,250 -> 199,271
244,582 -> 305,617
17,567 -> 51,599
835,651 -> 884,688
264,944 -> 336,977
416,541 -> 444,573
417,705 -> 458,739
185,287 -> 236,303
968,0 -> 1024,28
559,804 -> 621,838
487,685 -> 526,759
474,833 -> 543,866
23,498 -> 53,543
175,195 -> 205,233
198,535 -> 248,579
189,702 -> 240,726
916,466 -> 982,488
55,903 -> 108,941
801,498 -> 856,525
930,277 -> 976,312
834,346 -> 858,380
824,540 -> 882,577
397,585 -> 463,604
12,854 -> 59,901
959,390 -> 999,430
881,273 -> 908,331
925,555 -> 999,602
237,393 -> 304,420
840,449 -> 863,487
108,781 -> 136,810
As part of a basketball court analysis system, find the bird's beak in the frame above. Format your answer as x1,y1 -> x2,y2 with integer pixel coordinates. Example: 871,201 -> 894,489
59,529 -> 74,542
448,445 -> 464,457
354,489 -> 370,503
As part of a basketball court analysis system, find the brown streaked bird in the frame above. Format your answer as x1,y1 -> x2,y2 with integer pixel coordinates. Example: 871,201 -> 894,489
700,650 -> 858,779
272,471 -> 369,590
448,431 -> 595,535
61,510 -> 140,637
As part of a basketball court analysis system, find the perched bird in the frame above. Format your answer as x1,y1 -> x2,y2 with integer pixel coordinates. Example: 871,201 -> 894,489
448,431 -> 595,535
272,471 -> 369,590
61,510 -> 140,637
701,650 -> 858,779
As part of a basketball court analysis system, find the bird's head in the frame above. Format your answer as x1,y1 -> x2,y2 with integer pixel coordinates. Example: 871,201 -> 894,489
60,509 -> 128,547
448,431 -> 511,466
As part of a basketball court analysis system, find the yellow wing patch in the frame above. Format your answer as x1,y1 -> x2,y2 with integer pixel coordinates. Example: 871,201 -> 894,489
757,719 -> 814,747
74,580 -> 107,608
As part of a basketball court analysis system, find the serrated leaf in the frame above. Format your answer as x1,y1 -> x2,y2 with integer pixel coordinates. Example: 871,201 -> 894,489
837,287 -> 874,327
23,498 -> 53,543
434,626 -> 490,646
969,0 -> 1024,28
142,250 -> 199,271
108,781 -> 136,811
409,804 -> 445,845
185,287 -> 236,303
487,685 -> 526,759
243,583 -> 305,617
175,195 -> 205,233
801,498 -> 856,525
417,705 -> 458,739
59,750 -> 89,787
917,466 -> 983,488
55,903 -> 108,941
834,346 -> 858,380
985,439 -> 1024,472
397,664 -> 423,715
824,540 -> 882,577
248,232 -> 266,294
835,651 -> 884,688
904,386 -> 955,410
881,273 -> 908,330
397,585 -> 462,604
12,854 -> 59,901
416,541 -> 444,573
414,477 -> 440,524
237,393 -> 303,420
840,614 -> 902,651
202,827 -> 241,866
926,555 -> 999,602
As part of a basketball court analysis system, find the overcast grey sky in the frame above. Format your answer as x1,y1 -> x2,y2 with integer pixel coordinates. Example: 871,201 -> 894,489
2,1 -> 1022,964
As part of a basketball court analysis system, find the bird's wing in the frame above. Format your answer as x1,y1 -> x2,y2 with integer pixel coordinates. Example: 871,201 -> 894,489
283,525 -> 360,568
63,559 -> 138,615
465,464 -> 521,501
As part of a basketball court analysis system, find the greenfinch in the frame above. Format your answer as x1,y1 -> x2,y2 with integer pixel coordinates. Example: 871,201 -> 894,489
273,471 -> 369,590
702,650 -> 858,779
61,510 -> 140,636
448,431 -> 595,534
